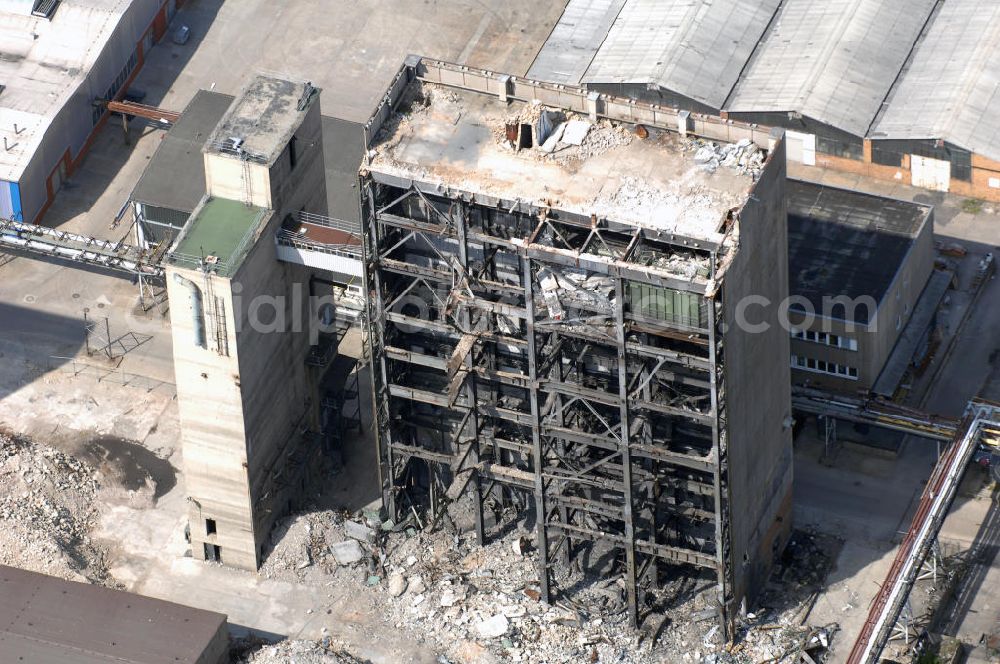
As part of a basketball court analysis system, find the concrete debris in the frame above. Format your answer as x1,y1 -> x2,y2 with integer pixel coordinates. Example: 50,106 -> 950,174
476,614 -> 510,638
254,505 -> 840,663
343,520 -> 375,543
330,540 -> 364,565
561,120 -> 591,146
439,583 -> 467,607
406,575 -> 426,595
533,267 -> 617,322
683,137 -> 766,178
231,637 -> 363,664
538,122 -> 566,153
599,175 -> 727,236
388,571 -> 407,597
0,431 -> 111,584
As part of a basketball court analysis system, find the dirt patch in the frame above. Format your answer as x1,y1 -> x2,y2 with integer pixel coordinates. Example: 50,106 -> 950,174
77,435 -> 176,499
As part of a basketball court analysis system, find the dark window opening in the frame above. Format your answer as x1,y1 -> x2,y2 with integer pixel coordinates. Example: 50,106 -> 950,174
816,134 -> 863,160
205,518 -> 217,535
872,143 -> 905,168
289,135 -> 298,170
518,124 -> 533,149
203,543 -> 221,562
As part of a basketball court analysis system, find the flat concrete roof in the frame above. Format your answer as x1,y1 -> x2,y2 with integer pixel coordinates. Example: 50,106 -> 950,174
0,564 -> 227,663
206,75 -> 318,166
0,0 -> 144,182
787,180 -> 930,324
169,196 -> 269,275
368,81 -> 761,240
131,90 -> 234,213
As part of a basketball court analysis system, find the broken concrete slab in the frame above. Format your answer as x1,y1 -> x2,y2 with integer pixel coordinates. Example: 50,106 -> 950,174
561,120 -> 591,146
330,539 -> 364,565
344,520 -> 375,543
476,614 -> 509,639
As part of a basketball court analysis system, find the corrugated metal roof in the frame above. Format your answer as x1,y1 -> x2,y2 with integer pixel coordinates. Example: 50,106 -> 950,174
726,0 -> 938,137
871,0 -> 1000,161
581,0 -> 780,110
527,0 -> 626,85
0,565 -> 228,663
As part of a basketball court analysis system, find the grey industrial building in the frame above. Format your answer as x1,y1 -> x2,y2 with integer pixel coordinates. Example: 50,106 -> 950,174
131,93 -> 363,253
131,90 -> 235,246
0,0 -> 188,225
360,58 -> 793,637
528,0 -> 1000,201
0,564 -> 229,663
786,181 -> 938,395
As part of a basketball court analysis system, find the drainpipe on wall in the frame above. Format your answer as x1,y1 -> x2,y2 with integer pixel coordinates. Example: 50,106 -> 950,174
173,273 -> 207,348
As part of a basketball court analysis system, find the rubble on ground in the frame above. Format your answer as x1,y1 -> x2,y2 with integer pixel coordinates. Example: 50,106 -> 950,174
0,430 -> 112,584
260,500 -> 842,663
231,636 -> 363,664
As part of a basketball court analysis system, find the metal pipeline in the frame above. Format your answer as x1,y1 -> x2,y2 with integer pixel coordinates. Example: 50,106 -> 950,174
172,273 -> 207,348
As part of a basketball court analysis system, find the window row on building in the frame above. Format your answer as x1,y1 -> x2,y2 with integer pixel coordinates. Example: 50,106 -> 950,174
791,354 -> 858,380
790,328 -> 858,351
92,50 -> 141,126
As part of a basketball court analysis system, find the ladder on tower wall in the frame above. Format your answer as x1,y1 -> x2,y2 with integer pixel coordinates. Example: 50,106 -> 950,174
201,272 -> 229,357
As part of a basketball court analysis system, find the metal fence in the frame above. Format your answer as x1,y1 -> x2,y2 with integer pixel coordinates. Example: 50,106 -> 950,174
48,356 -> 175,394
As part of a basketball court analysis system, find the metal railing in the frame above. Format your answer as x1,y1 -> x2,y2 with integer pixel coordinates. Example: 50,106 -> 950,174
275,229 -> 363,260
297,210 -> 362,234
168,208 -> 269,274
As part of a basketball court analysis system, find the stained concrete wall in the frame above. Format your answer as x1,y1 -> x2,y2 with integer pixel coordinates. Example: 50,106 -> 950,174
867,209 -> 935,382
231,216 -> 319,559
169,84 -> 328,570
204,156 -> 271,209
268,103 -> 327,218
166,264 -> 258,569
720,137 -> 793,611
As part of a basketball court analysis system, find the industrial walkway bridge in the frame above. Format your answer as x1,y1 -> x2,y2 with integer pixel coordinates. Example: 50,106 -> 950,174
0,209 -> 366,282
0,216 -> 166,278
845,400 -> 1000,664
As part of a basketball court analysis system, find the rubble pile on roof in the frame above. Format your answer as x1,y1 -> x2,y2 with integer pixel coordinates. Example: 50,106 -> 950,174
369,81 -> 759,239
685,138 -> 767,177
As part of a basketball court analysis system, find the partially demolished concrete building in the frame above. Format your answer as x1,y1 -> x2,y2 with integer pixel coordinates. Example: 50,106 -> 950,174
360,58 -> 794,635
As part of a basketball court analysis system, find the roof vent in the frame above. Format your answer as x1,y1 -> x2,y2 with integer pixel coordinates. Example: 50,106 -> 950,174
221,137 -> 244,154
31,0 -> 61,19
